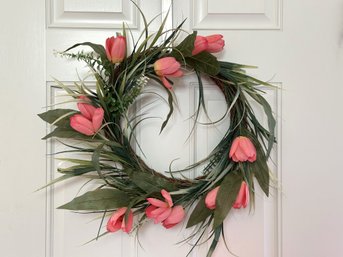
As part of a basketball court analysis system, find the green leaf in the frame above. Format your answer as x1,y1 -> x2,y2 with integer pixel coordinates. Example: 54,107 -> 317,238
58,165 -> 95,175
160,86 -> 174,134
187,52 -> 220,76
36,174 -> 75,191
186,197 -> 212,228
250,146 -> 270,196
128,171 -> 177,194
206,225 -> 222,257
64,42 -> 107,63
58,189 -> 129,211
249,93 -> 276,157
38,109 -> 76,127
42,127 -> 91,140
148,8 -> 170,48
213,172 -> 242,229
171,32 -> 197,60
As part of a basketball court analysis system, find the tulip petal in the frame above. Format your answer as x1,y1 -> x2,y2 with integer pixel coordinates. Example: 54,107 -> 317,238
192,36 -> 208,55
92,108 -> 104,132
161,189 -> 173,207
110,36 -> 126,63
161,61 -> 181,75
150,207 -> 168,217
146,205 -> 158,218
107,207 -> 126,232
78,102 -> 96,120
147,198 -> 169,208
229,138 -> 239,158
121,210 -> 133,233
169,70 -> 183,78
70,114 -> 95,136
205,34 -> 225,53
161,76 -> 173,90
154,57 -> 182,77
206,34 -> 223,43
162,206 -> 185,229
155,207 -> 172,223
233,182 -> 249,209
205,186 -> 219,210
105,37 -> 115,61
234,146 -> 248,162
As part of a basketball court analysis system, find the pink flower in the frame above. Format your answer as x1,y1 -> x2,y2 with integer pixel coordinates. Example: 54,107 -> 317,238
233,181 -> 249,209
205,34 -> 225,53
204,182 -> 249,210
106,207 -> 133,233
229,136 -> 257,162
154,57 -> 183,90
105,36 -> 126,63
192,36 -> 208,55
145,189 -> 185,229
70,97 -> 104,136
205,186 -> 219,210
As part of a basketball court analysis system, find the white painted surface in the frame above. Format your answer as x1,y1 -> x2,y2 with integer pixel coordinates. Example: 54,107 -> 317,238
0,1 -> 46,257
1,0 -> 343,257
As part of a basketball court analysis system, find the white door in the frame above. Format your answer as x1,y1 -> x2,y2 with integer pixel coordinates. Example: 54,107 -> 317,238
1,1 -> 343,257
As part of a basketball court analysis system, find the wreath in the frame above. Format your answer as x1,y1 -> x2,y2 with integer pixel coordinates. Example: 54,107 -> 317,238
39,9 -> 276,257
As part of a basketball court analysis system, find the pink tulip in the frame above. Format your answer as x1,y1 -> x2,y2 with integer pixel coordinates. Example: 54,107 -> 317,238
154,57 -> 183,90
105,36 -> 126,63
205,34 -> 225,53
233,181 -> 249,209
106,207 -> 133,233
205,186 -> 219,210
146,189 -> 185,229
192,36 -> 208,55
229,136 -> 257,162
70,98 -> 104,136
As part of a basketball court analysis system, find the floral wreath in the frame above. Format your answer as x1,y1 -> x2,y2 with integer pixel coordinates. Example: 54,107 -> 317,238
39,9 -> 276,257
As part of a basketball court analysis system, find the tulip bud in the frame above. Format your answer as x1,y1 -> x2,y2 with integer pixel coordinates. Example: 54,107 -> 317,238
154,57 -> 183,89
105,36 -> 126,63
229,136 -> 257,162
107,207 -> 133,233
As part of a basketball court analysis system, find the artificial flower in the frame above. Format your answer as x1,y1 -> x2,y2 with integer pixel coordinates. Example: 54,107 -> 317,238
192,35 -> 208,55
233,181 -> 249,209
146,189 -> 185,229
105,35 -> 126,63
154,57 -> 183,90
229,136 -> 257,162
106,207 -> 133,233
70,97 -> 104,136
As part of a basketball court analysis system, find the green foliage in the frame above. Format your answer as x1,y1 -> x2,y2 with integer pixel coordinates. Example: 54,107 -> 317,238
171,31 -> 197,60
187,52 -> 220,76
38,109 -> 76,127
128,170 -> 177,194
186,197 -> 212,228
213,172 -> 242,229
58,189 -> 130,211
250,143 -> 270,196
